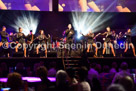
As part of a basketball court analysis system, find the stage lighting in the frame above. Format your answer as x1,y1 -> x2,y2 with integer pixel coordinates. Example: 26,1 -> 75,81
132,26 -> 136,36
11,12 -> 39,35
71,12 -> 113,38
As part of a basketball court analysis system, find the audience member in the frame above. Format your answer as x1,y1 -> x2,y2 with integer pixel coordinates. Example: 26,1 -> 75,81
110,62 -> 118,74
112,62 -> 131,83
99,65 -> 114,91
56,70 -> 70,91
36,66 -> 51,91
95,64 -> 102,74
7,72 -> 23,91
88,63 -> 99,82
48,62 -> 57,77
66,68 -> 78,85
107,84 -> 126,91
7,72 -> 33,91
15,62 -> 26,76
118,76 -> 134,91
0,62 -> 8,77
77,67 -> 91,91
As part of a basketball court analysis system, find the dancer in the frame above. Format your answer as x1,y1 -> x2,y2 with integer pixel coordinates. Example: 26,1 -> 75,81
81,30 -> 100,56
0,26 -> 10,57
65,24 -> 75,57
36,30 -> 50,57
112,30 -> 118,45
124,29 -> 136,56
102,27 -> 116,57
0,26 -> 9,48
27,30 -> 36,44
15,27 -> 26,57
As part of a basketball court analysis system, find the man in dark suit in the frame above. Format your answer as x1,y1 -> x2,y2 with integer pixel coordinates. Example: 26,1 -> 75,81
65,24 -> 75,57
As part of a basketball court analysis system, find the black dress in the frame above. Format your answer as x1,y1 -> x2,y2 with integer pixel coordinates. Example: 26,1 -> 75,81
16,32 -> 26,44
37,34 -> 48,44
27,34 -> 35,42
65,29 -> 75,43
125,32 -> 132,43
86,33 -> 95,44
105,31 -> 112,43
0,31 -> 8,43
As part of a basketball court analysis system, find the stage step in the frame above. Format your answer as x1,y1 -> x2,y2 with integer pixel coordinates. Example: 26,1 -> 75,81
64,59 -> 80,71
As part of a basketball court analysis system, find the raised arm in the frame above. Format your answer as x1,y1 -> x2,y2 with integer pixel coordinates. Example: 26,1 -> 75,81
101,32 -> 107,35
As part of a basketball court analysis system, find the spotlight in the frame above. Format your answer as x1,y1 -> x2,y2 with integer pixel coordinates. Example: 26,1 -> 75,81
11,12 -> 39,35
132,26 -> 136,36
71,12 -> 113,38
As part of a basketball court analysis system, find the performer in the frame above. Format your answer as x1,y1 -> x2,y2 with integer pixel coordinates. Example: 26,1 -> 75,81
81,30 -> 99,56
118,32 -> 123,40
0,26 -> 10,57
116,0 -> 131,12
27,30 -> 35,44
0,26 -> 9,48
15,27 -> 26,57
65,24 -> 75,57
9,32 -> 16,43
102,27 -> 116,57
78,0 -> 100,12
124,29 -> 136,56
0,0 -> 7,10
36,30 -> 49,57
112,30 -> 118,45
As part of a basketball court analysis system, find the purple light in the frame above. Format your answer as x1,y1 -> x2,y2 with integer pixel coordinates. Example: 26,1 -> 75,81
22,77 -> 41,82
0,77 -> 56,83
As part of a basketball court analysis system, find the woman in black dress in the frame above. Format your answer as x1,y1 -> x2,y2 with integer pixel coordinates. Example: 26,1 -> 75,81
102,27 -> 116,57
36,30 -> 49,57
82,30 -> 98,56
15,27 -> 26,57
124,29 -> 136,56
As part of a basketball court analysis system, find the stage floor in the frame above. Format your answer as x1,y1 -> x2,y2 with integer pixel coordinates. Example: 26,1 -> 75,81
0,57 -> 136,68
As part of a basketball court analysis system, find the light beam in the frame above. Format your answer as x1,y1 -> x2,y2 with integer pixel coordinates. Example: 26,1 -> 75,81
11,12 -> 39,35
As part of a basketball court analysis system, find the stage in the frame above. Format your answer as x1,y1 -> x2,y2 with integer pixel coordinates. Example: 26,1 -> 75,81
0,57 -> 136,69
